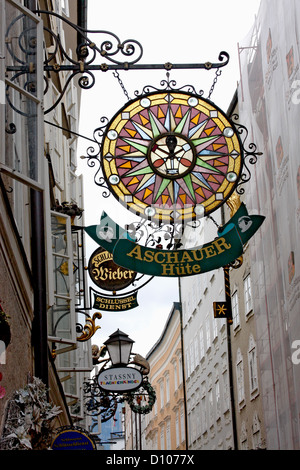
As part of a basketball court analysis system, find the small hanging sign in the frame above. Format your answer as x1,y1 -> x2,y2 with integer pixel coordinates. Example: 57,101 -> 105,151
51,427 -> 96,450
88,246 -> 136,291
92,291 -> 138,311
97,366 -> 143,393
213,301 -> 232,320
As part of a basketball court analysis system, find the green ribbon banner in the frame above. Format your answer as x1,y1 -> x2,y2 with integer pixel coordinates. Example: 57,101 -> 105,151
85,204 -> 265,278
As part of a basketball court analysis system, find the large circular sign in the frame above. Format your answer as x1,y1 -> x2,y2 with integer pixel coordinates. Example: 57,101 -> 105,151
97,366 -> 143,392
101,91 -> 243,222
88,246 -> 136,291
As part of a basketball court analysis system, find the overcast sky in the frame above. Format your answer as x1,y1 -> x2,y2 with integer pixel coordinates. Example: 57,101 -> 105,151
77,0 -> 261,357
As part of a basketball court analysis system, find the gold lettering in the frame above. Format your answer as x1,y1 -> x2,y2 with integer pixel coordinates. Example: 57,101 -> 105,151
127,245 -> 143,260
192,264 -> 201,274
213,237 -> 232,254
144,250 -> 154,263
154,251 -> 166,264
165,251 -> 179,264
161,264 -> 175,276
180,251 -> 193,263
192,249 -> 204,261
202,245 -> 217,258
175,264 -> 186,276
92,251 -> 113,267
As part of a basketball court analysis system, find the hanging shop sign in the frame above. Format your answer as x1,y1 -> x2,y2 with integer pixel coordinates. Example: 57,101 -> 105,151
85,203 -> 265,277
213,301 -> 232,319
100,90 -> 243,223
97,366 -> 143,393
88,246 -> 136,291
92,291 -> 138,311
51,427 -> 96,450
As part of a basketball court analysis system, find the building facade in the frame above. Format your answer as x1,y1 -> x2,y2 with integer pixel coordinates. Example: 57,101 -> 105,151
0,0 -> 94,449
221,95 -> 267,450
227,240 -> 266,450
125,302 -> 186,451
237,0 -> 300,449
180,211 -> 237,450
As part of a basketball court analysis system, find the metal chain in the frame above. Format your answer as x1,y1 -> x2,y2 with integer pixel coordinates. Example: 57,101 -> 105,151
207,67 -> 222,99
207,214 -> 221,230
112,70 -> 131,101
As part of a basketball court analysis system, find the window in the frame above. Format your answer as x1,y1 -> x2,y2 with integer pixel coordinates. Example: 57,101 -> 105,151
252,412 -> 262,449
175,410 -> 179,447
48,212 -> 76,344
199,327 -> 204,358
185,348 -> 190,378
160,381 -> 164,409
215,376 -> 221,418
232,290 -> 240,329
61,0 -> 69,15
190,409 -> 196,443
154,389 -> 157,416
213,314 -> 218,339
222,369 -> 230,412
174,361 -> 178,390
2,2 -> 43,189
196,403 -> 201,439
205,315 -> 211,350
166,421 -> 171,449
180,404 -> 185,442
244,274 -> 253,315
190,342 -> 195,373
160,427 -> 164,450
240,421 -> 248,449
178,355 -> 183,384
208,389 -> 214,425
0,340 -> 6,365
194,335 -> 199,367
166,374 -> 170,403
248,335 -> 258,393
236,349 -> 245,404
201,395 -> 207,432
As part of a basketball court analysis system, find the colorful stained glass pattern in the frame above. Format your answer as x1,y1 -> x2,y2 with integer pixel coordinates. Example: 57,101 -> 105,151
101,91 -> 243,222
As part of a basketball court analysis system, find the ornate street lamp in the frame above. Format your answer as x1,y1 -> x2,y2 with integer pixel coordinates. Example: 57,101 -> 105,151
103,329 -> 134,366
84,330 -> 156,417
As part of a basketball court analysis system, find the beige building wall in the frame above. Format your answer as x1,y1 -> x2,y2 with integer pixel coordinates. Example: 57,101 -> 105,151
142,303 -> 186,451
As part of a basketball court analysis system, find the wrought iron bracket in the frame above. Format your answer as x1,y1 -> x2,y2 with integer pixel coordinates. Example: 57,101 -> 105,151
5,9 -> 230,114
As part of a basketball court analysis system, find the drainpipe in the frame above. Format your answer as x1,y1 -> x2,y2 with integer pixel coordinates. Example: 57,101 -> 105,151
221,204 -> 238,450
77,0 -> 87,58
31,189 -> 48,388
178,281 -> 189,450
223,266 -> 239,450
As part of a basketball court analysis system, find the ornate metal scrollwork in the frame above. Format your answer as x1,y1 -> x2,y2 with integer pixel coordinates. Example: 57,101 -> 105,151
83,377 -> 119,421
76,312 -> 102,342
83,349 -> 156,418
33,10 -> 143,114
83,375 -> 156,418
5,8 -> 230,115
81,116 -> 111,195
125,217 -> 201,250
133,71 -> 205,98
231,114 -> 263,195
